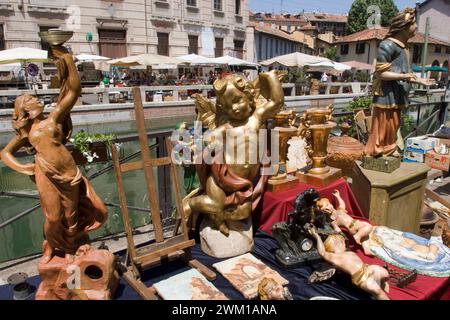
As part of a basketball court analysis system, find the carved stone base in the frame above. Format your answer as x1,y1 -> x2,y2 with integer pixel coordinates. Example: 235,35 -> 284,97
200,216 -> 254,258
36,246 -> 119,300
297,166 -> 342,187
361,156 -> 400,173
266,174 -> 299,193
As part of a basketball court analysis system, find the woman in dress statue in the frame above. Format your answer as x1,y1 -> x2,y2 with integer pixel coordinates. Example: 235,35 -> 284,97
364,7 -> 434,157
0,46 -> 107,263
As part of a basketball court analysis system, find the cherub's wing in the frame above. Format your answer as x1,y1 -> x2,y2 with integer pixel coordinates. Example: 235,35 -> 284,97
192,93 -> 216,130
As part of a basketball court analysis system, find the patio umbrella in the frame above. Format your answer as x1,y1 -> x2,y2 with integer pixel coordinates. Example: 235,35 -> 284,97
211,55 -> 260,67
0,62 -> 22,72
307,61 -> 351,72
0,47 -> 48,87
76,53 -> 110,62
0,47 -> 48,64
108,53 -> 187,68
341,60 -> 373,71
177,53 -> 217,66
260,52 -> 329,68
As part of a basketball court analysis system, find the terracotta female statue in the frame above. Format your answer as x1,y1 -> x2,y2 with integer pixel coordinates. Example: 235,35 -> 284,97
0,46 -> 107,263
308,226 -> 390,300
364,7 -> 434,157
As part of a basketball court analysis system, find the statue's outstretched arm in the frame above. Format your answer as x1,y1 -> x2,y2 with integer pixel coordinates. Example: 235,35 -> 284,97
49,47 -> 81,124
254,70 -> 285,122
0,135 -> 35,176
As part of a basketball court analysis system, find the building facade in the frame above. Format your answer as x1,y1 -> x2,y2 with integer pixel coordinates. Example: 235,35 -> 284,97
417,0 -> 450,43
0,0 -> 249,63
248,22 -> 312,62
335,27 -> 450,69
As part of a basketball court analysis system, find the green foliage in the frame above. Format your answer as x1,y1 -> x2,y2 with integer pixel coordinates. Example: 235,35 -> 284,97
337,96 -> 373,138
401,113 -> 415,137
355,71 -> 371,82
346,96 -> 372,112
289,68 -> 310,86
324,46 -> 337,61
71,130 -> 115,162
348,0 -> 399,34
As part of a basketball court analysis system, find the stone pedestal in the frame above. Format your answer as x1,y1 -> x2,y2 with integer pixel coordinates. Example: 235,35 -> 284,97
36,246 -> 119,300
297,166 -> 342,188
351,161 -> 430,234
200,217 -> 254,258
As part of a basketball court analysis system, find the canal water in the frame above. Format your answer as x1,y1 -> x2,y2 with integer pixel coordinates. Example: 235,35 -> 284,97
0,120 -> 186,262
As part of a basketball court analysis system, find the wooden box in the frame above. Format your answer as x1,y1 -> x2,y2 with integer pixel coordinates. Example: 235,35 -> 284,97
351,161 -> 430,234
425,151 -> 450,172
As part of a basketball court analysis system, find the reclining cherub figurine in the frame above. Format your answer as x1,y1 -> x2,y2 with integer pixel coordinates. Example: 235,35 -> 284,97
316,189 -> 374,256
308,226 -> 390,300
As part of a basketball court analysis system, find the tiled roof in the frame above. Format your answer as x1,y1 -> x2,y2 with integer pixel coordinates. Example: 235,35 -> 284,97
303,13 -> 348,23
249,11 -> 306,24
250,22 -> 304,43
335,27 -> 450,46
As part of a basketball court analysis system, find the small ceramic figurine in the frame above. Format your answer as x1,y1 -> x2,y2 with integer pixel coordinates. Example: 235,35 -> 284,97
257,277 -> 293,300
308,226 -> 390,300
317,190 -> 374,256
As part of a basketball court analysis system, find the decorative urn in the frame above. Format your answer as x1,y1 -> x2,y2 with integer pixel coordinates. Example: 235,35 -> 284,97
327,122 -> 364,177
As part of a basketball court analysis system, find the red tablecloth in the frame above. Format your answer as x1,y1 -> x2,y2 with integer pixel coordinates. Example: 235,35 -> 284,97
254,178 -> 364,234
253,178 -> 450,300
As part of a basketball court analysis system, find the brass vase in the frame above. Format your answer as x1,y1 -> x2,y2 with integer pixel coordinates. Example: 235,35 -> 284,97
303,106 -> 336,175
270,112 -> 297,181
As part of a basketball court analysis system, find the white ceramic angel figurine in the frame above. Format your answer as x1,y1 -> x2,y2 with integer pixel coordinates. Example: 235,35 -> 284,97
316,189 -> 374,256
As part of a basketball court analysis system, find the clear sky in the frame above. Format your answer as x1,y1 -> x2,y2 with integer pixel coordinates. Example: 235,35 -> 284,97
248,0 -> 421,15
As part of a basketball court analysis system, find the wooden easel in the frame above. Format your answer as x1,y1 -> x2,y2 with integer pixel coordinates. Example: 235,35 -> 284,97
111,87 -> 215,300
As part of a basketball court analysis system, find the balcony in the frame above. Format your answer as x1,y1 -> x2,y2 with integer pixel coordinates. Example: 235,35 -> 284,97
150,15 -> 176,23
186,5 -> 199,13
182,19 -> 204,27
0,0 -> 13,12
27,5 -> 67,15
213,10 -> 225,17
212,23 -> 229,30
154,0 -> 170,9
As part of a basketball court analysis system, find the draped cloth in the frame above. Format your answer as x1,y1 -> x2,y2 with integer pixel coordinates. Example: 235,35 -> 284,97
35,156 -> 107,254
196,147 -> 268,213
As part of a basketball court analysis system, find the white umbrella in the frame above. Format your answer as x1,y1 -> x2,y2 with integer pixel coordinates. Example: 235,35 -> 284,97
0,62 -> 22,72
108,53 -> 187,68
76,53 -> 110,62
307,61 -> 352,72
212,55 -> 260,67
0,47 -> 48,64
178,53 -> 217,66
260,52 -> 329,68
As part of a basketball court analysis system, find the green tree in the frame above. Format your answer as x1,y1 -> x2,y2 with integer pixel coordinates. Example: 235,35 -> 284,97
324,46 -> 337,61
348,0 -> 399,34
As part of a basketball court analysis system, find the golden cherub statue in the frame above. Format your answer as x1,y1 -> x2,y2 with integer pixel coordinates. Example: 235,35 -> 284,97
183,70 -> 286,236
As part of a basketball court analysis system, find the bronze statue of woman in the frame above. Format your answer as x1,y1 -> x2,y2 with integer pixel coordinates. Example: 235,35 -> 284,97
0,46 -> 107,263
364,7 -> 434,157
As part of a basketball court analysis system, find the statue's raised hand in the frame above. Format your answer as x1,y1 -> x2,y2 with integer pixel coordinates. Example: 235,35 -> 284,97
50,46 -> 70,60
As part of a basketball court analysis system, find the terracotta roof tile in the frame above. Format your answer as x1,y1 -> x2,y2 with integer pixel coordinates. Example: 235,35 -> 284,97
335,27 -> 450,46
250,22 -> 305,43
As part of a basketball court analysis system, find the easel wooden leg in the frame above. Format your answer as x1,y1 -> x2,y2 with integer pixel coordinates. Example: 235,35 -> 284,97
121,269 -> 158,300
183,248 -> 216,281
